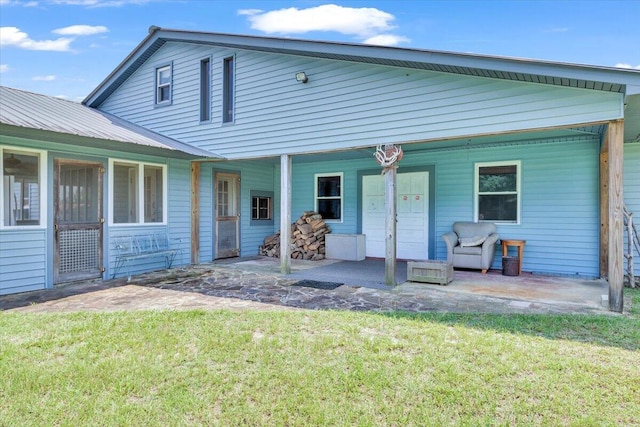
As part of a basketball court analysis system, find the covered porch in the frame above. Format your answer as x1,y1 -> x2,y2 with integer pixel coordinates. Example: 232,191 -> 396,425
214,256 -> 611,313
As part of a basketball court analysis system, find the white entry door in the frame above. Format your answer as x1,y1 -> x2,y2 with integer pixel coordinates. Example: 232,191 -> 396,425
362,171 -> 429,259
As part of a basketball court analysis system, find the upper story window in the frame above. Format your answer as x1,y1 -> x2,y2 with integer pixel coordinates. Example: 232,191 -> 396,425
223,56 -> 234,123
110,160 -> 166,225
200,58 -> 211,122
1,147 -> 47,228
315,173 -> 343,222
155,64 -> 172,105
475,161 -> 521,224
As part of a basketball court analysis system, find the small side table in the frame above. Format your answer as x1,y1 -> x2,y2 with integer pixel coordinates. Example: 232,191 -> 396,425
501,239 -> 526,275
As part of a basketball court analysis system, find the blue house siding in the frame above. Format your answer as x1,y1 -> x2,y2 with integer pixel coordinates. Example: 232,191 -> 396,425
270,136 -> 601,277
0,229 -> 47,295
198,159 -> 277,260
624,143 -> 640,276
1,135 -> 194,287
97,43 -> 623,160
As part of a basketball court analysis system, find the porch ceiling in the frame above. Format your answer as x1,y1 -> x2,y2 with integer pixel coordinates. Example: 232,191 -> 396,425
289,125 -> 605,164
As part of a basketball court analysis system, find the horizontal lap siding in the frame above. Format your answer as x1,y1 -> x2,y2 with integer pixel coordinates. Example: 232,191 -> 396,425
201,160 -> 276,260
288,160 -> 363,235
167,159 -> 191,267
108,225 -> 171,279
624,143 -> 640,276
99,43 -> 622,160
277,138 -> 600,277
108,159 -> 190,279
434,139 -> 600,277
0,229 -> 47,294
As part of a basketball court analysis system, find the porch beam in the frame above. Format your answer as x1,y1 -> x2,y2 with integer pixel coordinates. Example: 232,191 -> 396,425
280,154 -> 292,274
190,162 -> 200,264
385,167 -> 397,285
605,119 -> 624,312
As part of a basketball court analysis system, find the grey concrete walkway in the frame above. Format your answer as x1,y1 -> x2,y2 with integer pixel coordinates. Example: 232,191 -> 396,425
1,257 -> 626,315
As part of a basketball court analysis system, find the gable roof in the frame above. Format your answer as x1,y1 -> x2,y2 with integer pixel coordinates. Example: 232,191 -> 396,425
1,86 -> 221,159
84,26 -> 640,108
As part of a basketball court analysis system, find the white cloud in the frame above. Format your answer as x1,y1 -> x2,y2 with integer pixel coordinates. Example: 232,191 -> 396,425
241,4 -> 396,38
0,0 -> 39,6
615,63 -> 640,70
0,64 -> 9,73
363,34 -> 410,47
0,26 -> 73,51
33,75 -> 56,81
51,0 -> 150,7
53,25 -> 108,36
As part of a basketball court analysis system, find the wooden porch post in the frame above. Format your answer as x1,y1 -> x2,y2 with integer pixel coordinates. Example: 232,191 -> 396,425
190,162 -> 200,265
602,120 -> 625,312
280,154 -> 292,274
385,166 -> 397,286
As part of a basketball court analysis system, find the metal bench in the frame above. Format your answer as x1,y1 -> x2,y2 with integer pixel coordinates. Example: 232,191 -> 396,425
112,233 -> 181,281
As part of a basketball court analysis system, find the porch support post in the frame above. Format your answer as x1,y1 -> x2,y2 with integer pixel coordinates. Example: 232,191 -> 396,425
603,119 -> 625,312
280,154 -> 292,274
385,166 -> 397,286
190,161 -> 200,265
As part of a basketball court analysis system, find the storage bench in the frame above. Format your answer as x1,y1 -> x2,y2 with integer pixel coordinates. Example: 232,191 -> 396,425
407,260 -> 454,285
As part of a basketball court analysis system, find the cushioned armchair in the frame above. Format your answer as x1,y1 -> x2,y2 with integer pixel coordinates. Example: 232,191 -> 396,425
442,222 -> 499,274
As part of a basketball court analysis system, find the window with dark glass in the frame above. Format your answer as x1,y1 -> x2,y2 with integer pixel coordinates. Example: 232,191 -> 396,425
200,58 -> 211,121
251,196 -> 271,220
316,174 -> 342,221
223,56 -> 234,123
476,162 -> 519,223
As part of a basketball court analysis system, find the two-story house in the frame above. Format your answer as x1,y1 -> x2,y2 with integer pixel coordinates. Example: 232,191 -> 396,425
2,27 -> 639,311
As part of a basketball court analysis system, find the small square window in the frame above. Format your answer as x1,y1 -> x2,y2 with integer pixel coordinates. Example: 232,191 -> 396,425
252,196 -> 271,220
156,65 -> 171,104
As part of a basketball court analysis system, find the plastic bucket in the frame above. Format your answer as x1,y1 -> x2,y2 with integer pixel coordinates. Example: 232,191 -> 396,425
502,256 -> 519,276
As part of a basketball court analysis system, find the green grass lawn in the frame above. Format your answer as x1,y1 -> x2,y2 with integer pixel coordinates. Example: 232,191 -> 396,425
1,291 -> 639,426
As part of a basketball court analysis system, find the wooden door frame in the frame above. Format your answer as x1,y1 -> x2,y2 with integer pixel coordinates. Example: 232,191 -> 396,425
214,171 -> 240,259
53,158 -> 104,284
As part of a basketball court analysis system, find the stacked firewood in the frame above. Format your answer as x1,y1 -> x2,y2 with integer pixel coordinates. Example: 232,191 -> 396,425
259,211 -> 331,260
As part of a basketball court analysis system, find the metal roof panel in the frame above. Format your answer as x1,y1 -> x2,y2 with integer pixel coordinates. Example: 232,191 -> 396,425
0,86 -> 221,159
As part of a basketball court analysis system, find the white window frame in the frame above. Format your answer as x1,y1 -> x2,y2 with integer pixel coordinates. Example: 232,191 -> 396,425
474,160 -> 521,225
155,64 -> 172,105
108,159 -> 167,226
315,172 -> 343,223
0,146 -> 47,230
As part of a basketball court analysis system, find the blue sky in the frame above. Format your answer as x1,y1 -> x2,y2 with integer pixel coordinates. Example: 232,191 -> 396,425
1,0 -> 639,101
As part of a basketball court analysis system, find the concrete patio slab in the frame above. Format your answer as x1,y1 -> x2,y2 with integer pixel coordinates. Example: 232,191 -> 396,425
1,256 -> 625,315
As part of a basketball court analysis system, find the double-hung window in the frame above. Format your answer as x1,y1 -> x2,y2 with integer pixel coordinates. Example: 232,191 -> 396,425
222,56 -> 234,123
156,64 -> 172,105
315,173 -> 343,221
1,147 -> 46,228
110,160 -> 166,225
475,161 -> 521,224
